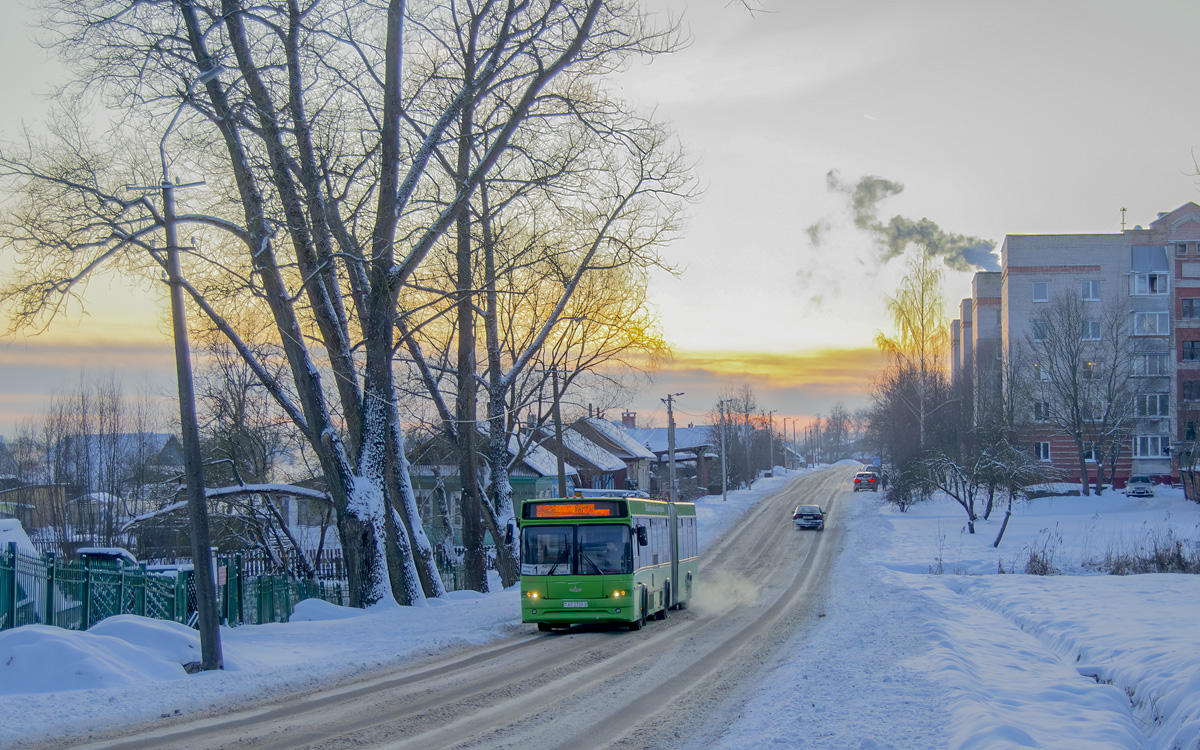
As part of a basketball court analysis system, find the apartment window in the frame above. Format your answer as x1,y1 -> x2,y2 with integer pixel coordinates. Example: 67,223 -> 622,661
1082,443 -> 1098,462
1082,321 -> 1101,341
1084,400 -> 1104,421
1134,352 -> 1170,376
1032,320 -> 1049,341
1184,299 -> 1200,319
1033,401 -> 1050,422
1184,381 -> 1200,401
1033,362 -> 1050,381
1081,280 -> 1101,301
1135,393 -> 1170,417
1184,262 -> 1200,278
1133,312 -> 1170,336
1133,434 -> 1171,458
1132,273 -> 1168,295
1032,281 -> 1049,302
1185,341 -> 1200,362
1082,361 -> 1101,380
1034,441 -> 1051,462
1177,242 -> 1190,256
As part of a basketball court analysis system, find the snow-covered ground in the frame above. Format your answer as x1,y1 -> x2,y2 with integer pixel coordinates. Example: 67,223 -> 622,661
716,473 -> 1200,750
3,467 -> 1199,750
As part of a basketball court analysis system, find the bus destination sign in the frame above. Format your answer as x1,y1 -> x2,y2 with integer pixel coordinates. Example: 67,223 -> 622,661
528,501 -> 623,519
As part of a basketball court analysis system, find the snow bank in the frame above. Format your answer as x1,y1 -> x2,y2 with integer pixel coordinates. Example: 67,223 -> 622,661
716,480 -> 1200,750
0,518 -> 37,555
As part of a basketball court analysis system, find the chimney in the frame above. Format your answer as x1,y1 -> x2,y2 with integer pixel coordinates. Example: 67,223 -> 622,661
622,410 -> 637,428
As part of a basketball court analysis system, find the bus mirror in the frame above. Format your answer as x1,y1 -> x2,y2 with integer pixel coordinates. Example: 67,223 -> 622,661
505,521 -> 516,546
637,526 -> 649,546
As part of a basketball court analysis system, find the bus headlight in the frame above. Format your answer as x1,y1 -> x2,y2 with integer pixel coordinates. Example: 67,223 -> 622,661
527,591 -> 538,599
611,590 -> 625,598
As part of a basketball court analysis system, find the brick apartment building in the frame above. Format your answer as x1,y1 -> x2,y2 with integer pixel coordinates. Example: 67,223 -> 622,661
952,202 -> 1200,487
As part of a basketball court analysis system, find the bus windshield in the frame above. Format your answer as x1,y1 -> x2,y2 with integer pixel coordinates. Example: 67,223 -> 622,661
522,524 -> 632,576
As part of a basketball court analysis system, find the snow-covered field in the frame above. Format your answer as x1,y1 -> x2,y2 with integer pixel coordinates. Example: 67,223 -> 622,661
3,467 -> 1199,750
717,473 -> 1200,750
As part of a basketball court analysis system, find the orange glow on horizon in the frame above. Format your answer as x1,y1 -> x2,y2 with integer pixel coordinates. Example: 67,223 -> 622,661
652,347 -> 884,390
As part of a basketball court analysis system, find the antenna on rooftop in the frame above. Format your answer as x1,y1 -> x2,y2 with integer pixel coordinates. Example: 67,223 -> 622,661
1121,207 -> 1127,231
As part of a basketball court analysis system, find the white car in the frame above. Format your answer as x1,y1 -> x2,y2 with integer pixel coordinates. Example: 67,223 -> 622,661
1123,475 -> 1154,498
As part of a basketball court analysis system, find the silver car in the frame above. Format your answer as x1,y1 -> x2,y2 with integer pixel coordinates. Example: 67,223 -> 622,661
1123,475 -> 1154,498
792,504 -> 825,531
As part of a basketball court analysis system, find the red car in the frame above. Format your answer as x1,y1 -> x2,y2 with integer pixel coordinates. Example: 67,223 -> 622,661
853,471 -> 879,491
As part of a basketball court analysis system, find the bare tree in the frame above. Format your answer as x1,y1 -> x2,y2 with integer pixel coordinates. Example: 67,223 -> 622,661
874,252 -> 952,449
1026,295 -> 1136,496
397,30 -> 690,589
823,402 -> 850,461
1,0 -> 653,607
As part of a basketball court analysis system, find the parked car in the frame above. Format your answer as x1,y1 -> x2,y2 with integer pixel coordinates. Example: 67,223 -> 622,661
76,547 -> 140,567
853,471 -> 880,491
1123,475 -> 1154,498
793,504 -> 825,531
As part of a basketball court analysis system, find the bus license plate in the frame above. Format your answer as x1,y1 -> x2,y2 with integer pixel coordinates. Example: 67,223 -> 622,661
563,601 -> 588,608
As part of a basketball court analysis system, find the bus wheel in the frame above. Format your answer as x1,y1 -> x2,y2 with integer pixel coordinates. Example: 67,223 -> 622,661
677,574 -> 691,610
628,590 -> 647,631
656,584 -> 669,620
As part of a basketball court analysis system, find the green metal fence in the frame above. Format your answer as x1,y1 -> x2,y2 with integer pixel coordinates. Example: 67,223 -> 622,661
0,542 -> 347,634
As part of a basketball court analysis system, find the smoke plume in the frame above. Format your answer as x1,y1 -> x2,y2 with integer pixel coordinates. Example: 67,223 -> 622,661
808,170 -> 999,272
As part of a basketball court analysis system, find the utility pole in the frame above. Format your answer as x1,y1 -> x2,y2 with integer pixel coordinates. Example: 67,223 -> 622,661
767,410 -> 775,474
781,417 -> 789,470
744,406 -> 753,488
662,393 -> 684,501
551,369 -> 568,498
719,400 -> 728,502
129,67 -> 225,671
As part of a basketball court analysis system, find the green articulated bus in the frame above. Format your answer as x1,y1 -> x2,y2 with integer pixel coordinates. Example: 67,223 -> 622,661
518,494 -> 698,631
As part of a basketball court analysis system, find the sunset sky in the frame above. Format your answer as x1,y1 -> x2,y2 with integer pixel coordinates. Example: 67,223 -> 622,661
3,0 -> 1200,435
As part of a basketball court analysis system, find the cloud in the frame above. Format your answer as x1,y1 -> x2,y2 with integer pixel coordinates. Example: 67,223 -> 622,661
0,337 -> 176,433
808,170 -> 1000,272
622,347 -> 884,426
662,347 -> 883,393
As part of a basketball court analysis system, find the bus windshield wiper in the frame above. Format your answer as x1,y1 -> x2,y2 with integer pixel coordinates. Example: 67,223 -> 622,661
547,553 -> 568,576
580,551 -> 603,575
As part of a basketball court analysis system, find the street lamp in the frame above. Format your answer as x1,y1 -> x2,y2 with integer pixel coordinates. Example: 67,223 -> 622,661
134,67 -> 225,671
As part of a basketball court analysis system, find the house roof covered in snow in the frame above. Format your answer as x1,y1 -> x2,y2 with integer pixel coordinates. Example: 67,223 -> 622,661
618,425 -> 715,456
508,434 -> 578,478
574,418 -> 656,460
556,428 -> 627,473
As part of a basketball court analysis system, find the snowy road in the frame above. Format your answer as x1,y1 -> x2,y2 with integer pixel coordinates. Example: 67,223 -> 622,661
45,467 -> 856,750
